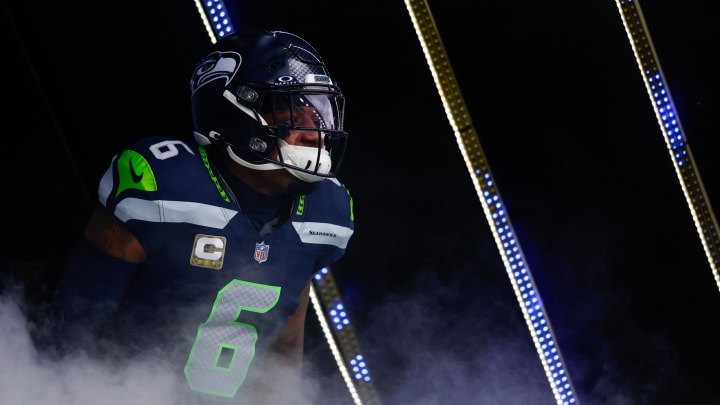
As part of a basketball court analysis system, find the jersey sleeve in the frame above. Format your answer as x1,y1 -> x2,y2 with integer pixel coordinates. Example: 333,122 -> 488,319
94,136 -> 236,254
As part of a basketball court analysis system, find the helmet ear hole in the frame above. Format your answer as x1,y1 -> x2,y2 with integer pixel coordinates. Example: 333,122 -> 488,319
248,137 -> 270,155
229,131 -> 277,163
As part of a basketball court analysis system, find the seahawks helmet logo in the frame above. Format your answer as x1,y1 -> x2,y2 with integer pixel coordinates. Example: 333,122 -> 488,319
190,51 -> 242,94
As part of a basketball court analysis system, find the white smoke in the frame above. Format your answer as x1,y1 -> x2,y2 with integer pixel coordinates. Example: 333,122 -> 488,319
1,260 -> 647,405
0,293 -> 188,405
0,287 -> 349,405
356,278 -> 558,405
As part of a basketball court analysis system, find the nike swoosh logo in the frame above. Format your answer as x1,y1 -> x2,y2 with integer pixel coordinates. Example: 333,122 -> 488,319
129,158 -> 144,183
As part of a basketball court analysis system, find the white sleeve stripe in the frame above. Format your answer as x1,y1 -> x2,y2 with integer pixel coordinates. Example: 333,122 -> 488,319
114,198 -> 238,229
98,156 -> 116,207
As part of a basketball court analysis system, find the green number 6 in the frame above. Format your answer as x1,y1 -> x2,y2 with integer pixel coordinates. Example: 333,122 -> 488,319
184,280 -> 281,397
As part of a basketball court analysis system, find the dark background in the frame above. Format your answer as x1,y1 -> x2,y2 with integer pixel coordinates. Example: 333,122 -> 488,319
3,0 -> 720,404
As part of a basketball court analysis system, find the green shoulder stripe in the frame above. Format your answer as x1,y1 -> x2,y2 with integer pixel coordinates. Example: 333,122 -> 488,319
295,194 -> 306,216
342,184 -> 354,222
199,146 -> 231,202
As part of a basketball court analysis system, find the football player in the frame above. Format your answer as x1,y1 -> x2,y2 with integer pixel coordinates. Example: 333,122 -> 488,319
47,29 -> 355,403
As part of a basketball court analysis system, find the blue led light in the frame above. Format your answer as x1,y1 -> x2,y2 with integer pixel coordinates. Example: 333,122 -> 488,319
639,69 -> 691,165
329,302 -> 350,330
349,354 -> 372,382
196,0 -> 235,42
313,266 -> 330,281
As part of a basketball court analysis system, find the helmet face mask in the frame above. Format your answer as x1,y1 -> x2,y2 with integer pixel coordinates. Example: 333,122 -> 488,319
258,86 -> 346,179
190,30 -> 348,182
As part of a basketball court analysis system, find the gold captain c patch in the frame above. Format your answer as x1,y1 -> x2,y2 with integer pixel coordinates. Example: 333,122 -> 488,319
190,234 -> 226,270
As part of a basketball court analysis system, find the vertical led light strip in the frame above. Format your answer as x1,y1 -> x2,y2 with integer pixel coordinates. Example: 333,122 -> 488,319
312,268 -> 382,405
193,0 -> 235,43
615,0 -> 720,292
190,1 -> 380,403
403,1 -> 579,404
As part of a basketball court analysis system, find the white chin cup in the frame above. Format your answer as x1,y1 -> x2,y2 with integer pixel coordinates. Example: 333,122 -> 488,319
278,139 -> 332,183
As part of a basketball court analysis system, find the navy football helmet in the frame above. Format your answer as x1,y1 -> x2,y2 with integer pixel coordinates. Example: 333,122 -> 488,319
190,29 -> 347,182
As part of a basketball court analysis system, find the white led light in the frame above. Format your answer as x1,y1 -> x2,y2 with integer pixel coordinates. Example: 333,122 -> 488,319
193,0 -> 235,44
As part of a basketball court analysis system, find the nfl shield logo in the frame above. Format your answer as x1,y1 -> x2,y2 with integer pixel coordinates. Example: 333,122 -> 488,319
254,241 -> 270,263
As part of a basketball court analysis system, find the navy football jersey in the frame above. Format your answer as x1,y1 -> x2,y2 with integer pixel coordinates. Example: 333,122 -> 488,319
89,135 -> 354,400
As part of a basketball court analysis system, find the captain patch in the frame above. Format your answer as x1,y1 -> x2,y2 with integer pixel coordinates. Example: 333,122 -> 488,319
190,234 -> 226,270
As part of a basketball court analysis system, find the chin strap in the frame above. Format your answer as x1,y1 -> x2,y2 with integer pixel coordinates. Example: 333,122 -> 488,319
194,131 -> 332,183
